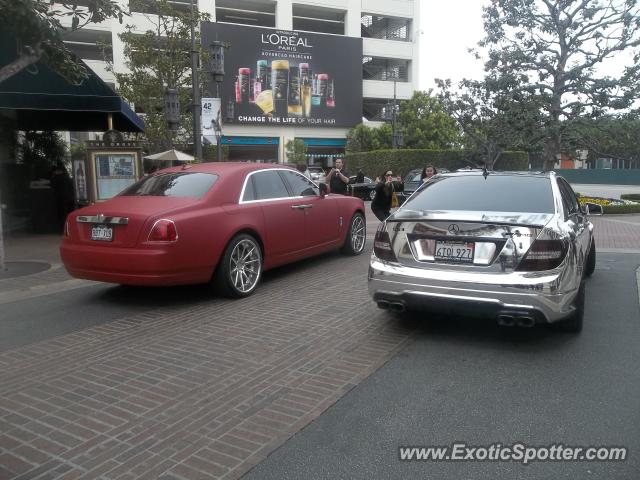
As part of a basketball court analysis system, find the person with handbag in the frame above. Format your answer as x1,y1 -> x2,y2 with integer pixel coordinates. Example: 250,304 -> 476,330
371,169 -> 398,221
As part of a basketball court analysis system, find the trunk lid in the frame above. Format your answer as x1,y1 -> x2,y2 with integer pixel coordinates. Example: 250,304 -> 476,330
70,196 -> 199,247
384,209 -> 555,272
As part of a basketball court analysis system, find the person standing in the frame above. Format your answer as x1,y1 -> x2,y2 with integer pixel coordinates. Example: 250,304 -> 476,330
371,169 -> 396,222
420,164 -> 437,183
327,157 -> 349,195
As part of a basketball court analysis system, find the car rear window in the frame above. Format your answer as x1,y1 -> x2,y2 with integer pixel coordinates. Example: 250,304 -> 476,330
119,172 -> 218,199
405,175 -> 555,213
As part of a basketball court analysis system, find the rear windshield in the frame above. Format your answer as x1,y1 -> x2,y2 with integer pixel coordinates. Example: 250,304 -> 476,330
119,172 -> 218,199
405,175 -> 555,213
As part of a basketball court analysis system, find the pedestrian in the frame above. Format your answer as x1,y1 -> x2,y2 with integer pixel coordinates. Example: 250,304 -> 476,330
50,163 -> 75,231
420,164 -> 437,183
355,168 -> 365,184
371,169 -> 397,222
327,157 -> 349,195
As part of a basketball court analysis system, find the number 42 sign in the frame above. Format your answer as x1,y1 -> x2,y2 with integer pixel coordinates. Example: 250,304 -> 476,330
201,98 -> 221,145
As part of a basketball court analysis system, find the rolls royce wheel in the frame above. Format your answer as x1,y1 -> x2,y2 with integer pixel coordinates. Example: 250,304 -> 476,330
214,234 -> 262,298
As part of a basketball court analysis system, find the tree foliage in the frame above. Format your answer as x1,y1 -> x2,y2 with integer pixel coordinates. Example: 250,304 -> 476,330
107,0 -> 209,153
477,0 -> 640,168
397,90 -> 461,149
567,113 -> 640,167
346,123 -> 392,152
19,131 -> 67,180
285,139 -> 307,164
0,0 -> 124,83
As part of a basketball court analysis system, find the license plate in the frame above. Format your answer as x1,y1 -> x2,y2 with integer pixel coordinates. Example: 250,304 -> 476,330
435,241 -> 474,263
91,225 -> 113,242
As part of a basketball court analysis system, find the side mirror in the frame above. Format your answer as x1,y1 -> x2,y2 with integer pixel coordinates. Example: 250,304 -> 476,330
584,202 -> 603,216
319,183 -> 328,198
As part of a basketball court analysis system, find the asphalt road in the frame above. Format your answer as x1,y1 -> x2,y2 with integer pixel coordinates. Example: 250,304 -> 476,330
244,253 -> 640,480
0,282 -> 218,352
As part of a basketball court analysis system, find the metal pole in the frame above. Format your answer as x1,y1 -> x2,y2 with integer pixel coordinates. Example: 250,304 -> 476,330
216,81 -> 222,162
392,80 -> 397,149
190,0 -> 202,161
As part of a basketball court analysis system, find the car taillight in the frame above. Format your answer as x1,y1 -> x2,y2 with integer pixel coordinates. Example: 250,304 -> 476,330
516,239 -> 567,271
373,224 -> 397,262
147,219 -> 178,242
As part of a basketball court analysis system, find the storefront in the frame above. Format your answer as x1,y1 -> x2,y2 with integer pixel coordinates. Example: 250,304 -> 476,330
221,136 -> 279,162
300,138 -> 346,168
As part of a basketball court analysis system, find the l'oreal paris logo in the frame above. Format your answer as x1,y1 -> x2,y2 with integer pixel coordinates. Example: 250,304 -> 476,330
261,33 -> 313,49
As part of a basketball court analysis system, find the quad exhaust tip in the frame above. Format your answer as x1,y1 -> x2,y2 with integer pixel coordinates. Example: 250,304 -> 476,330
497,313 -> 536,328
377,300 -> 406,313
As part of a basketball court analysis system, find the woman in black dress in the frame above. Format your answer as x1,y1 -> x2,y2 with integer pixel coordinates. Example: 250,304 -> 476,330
371,169 -> 396,222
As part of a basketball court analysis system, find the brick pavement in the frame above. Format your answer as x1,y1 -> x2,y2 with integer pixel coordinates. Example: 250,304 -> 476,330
1,212 -> 639,479
0,243 -> 415,480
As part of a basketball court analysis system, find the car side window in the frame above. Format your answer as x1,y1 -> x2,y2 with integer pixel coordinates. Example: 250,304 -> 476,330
242,176 -> 256,202
251,170 -> 290,200
558,178 -> 580,217
280,170 -> 319,197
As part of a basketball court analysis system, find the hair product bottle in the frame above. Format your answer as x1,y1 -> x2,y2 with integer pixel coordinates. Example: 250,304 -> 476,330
299,63 -> 311,117
288,66 -> 302,117
271,60 -> 289,117
238,68 -> 251,103
326,79 -> 335,108
317,74 -> 329,106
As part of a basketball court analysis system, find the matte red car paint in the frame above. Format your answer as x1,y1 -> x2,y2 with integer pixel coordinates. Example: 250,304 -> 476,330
61,163 -> 365,287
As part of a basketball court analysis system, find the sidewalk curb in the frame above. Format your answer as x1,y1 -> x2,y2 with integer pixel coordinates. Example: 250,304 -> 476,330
0,278 -> 96,305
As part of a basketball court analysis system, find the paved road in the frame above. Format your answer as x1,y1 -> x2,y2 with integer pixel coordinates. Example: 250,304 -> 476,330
244,252 -> 640,479
570,184 -> 640,199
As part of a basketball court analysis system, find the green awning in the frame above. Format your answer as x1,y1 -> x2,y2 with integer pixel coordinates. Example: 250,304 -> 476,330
0,34 -> 144,132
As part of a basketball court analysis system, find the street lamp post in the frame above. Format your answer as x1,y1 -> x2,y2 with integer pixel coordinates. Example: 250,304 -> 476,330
208,40 -> 225,162
390,80 -> 403,149
189,0 -> 202,161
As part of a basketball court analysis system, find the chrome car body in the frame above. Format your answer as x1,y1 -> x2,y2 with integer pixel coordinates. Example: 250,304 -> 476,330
368,171 -> 598,330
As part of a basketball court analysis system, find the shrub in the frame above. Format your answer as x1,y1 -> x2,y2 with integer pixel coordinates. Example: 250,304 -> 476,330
620,194 -> 640,202
602,204 -> 640,214
344,149 -> 528,178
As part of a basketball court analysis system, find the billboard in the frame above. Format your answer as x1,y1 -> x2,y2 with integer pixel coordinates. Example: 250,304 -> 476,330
201,23 -> 363,128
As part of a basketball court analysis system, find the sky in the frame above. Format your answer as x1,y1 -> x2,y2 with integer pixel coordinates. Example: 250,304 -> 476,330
418,0 -> 488,91
417,0 -> 636,92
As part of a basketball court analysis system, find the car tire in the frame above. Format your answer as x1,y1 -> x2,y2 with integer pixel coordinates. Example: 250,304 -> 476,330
341,213 -> 366,256
585,238 -> 596,277
555,281 -> 584,333
213,234 -> 262,298
369,190 -> 376,201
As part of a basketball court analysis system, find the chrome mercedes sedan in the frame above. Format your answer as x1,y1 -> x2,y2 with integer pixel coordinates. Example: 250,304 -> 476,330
368,171 -> 601,332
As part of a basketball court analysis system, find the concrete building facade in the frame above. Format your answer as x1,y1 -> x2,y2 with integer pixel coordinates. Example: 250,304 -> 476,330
58,0 -> 420,163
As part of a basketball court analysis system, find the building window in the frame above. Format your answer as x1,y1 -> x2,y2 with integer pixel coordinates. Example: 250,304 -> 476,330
216,0 -> 276,28
130,0 -> 191,15
363,98 -> 392,121
361,14 -> 411,42
362,57 -> 409,82
292,4 -> 345,35
63,29 -> 113,62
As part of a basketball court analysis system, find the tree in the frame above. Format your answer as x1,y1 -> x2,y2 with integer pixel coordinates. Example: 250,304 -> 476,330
437,77 -> 545,169
19,131 -> 68,180
106,0 -> 209,153
478,0 -> 640,169
397,91 -> 461,149
346,123 -> 392,152
567,113 -> 640,168
0,0 -> 124,83
285,139 -> 307,164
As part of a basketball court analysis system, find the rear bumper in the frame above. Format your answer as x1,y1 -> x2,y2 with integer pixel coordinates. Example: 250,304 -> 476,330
368,256 -> 577,323
60,242 -> 213,286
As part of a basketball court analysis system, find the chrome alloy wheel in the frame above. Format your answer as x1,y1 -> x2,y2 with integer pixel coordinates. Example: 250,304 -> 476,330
350,215 -> 366,253
229,239 -> 261,293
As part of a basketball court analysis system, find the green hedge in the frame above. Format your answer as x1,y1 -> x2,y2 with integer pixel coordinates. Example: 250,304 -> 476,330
602,204 -> 640,214
620,194 -> 640,201
344,149 -> 528,178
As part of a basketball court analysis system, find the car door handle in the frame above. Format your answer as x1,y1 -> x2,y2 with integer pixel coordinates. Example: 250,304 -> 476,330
291,204 -> 313,209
